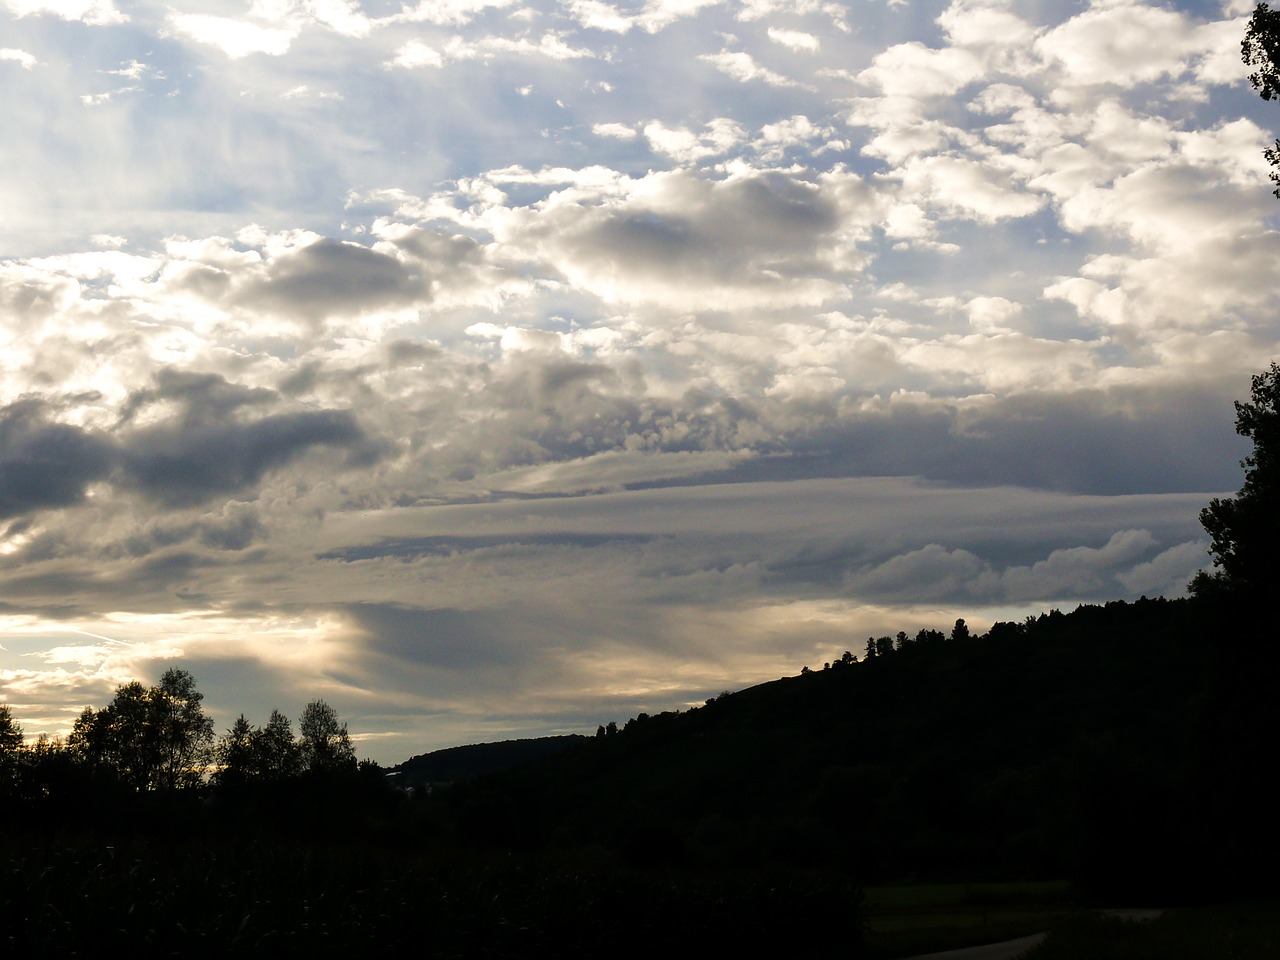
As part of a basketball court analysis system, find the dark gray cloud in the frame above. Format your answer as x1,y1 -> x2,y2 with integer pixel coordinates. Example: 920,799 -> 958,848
119,408 -> 372,505
114,369 -> 382,506
233,238 -> 425,320
345,602 -> 533,671
119,368 -> 276,425
0,399 -> 115,520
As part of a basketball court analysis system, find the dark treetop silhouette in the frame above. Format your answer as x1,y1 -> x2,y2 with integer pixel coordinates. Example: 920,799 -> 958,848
1190,361 -> 1280,606
1244,2 -> 1280,194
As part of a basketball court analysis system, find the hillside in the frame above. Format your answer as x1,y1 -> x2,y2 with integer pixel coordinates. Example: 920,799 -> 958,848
389,734 -> 587,788
430,595 -> 1276,899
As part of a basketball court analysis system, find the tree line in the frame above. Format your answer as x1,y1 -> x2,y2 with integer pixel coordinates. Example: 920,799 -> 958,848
0,670 -> 362,803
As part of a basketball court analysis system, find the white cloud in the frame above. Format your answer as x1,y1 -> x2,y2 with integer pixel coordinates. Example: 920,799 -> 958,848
1035,2 -> 1216,89
767,27 -> 818,52
593,122 -> 638,140
167,14 -> 299,58
643,119 -> 745,162
388,40 -> 444,69
699,50 -> 805,88
1,48 -> 38,69
899,155 -> 1044,223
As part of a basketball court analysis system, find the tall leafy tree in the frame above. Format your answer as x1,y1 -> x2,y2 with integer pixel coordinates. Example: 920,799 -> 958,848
152,668 -> 214,790
69,670 -> 213,791
299,700 -> 357,774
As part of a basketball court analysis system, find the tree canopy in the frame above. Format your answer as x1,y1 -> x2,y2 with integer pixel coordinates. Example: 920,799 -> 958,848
1244,2 -> 1280,194
68,669 -> 214,791
299,699 -> 357,774
1191,362 -> 1280,604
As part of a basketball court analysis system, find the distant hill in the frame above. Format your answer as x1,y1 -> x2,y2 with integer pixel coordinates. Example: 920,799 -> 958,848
428,596 -> 1278,899
389,734 -> 588,788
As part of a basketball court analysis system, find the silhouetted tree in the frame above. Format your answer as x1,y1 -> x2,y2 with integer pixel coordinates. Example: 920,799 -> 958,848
259,709 -> 302,779
950,619 -> 970,643
0,705 -> 21,753
299,699 -> 357,774
1244,3 -> 1280,195
214,714 -> 258,788
68,671 -> 213,791
1191,362 -> 1280,605
152,668 -> 214,790
0,705 -> 22,793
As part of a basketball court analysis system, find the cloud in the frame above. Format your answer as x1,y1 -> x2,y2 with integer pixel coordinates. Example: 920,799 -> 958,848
396,0 -> 519,27
230,237 -> 427,321
167,14 -> 299,58
767,28 -> 818,52
2,0 -> 124,24
1034,1 -> 1234,89
699,49 -> 807,88
0,400 -> 115,520
1,48 -> 38,69
486,165 -> 874,309
112,369 -> 380,507
0,0 -> 1273,759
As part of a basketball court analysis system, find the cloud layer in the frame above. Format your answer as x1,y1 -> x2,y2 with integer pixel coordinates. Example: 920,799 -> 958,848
0,0 -> 1272,760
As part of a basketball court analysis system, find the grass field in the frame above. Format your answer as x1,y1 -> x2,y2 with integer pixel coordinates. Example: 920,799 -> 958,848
862,881 -> 1076,958
1021,897 -> 1280,960
863,883 -> 1280,960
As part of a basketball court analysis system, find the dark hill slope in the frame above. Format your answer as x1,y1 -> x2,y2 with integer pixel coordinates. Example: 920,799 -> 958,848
439,597 -> 1271,896
390,734 -> 587,788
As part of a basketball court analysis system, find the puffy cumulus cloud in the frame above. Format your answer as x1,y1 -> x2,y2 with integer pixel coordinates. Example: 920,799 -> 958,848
643,118 -> 745,162
485,165 -> 877,309
965,296 -> 1022,333
856,41 -> 985,101
847,543 -> 992,602
999,529 -> 1158,602
230,237 -> 427,321
844,528 -> 1204,606
899,154 -> 1045,223
1034,0 -> 1240,90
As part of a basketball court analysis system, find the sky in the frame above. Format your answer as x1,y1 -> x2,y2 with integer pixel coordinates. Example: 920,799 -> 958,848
1,0 -> 1276,763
